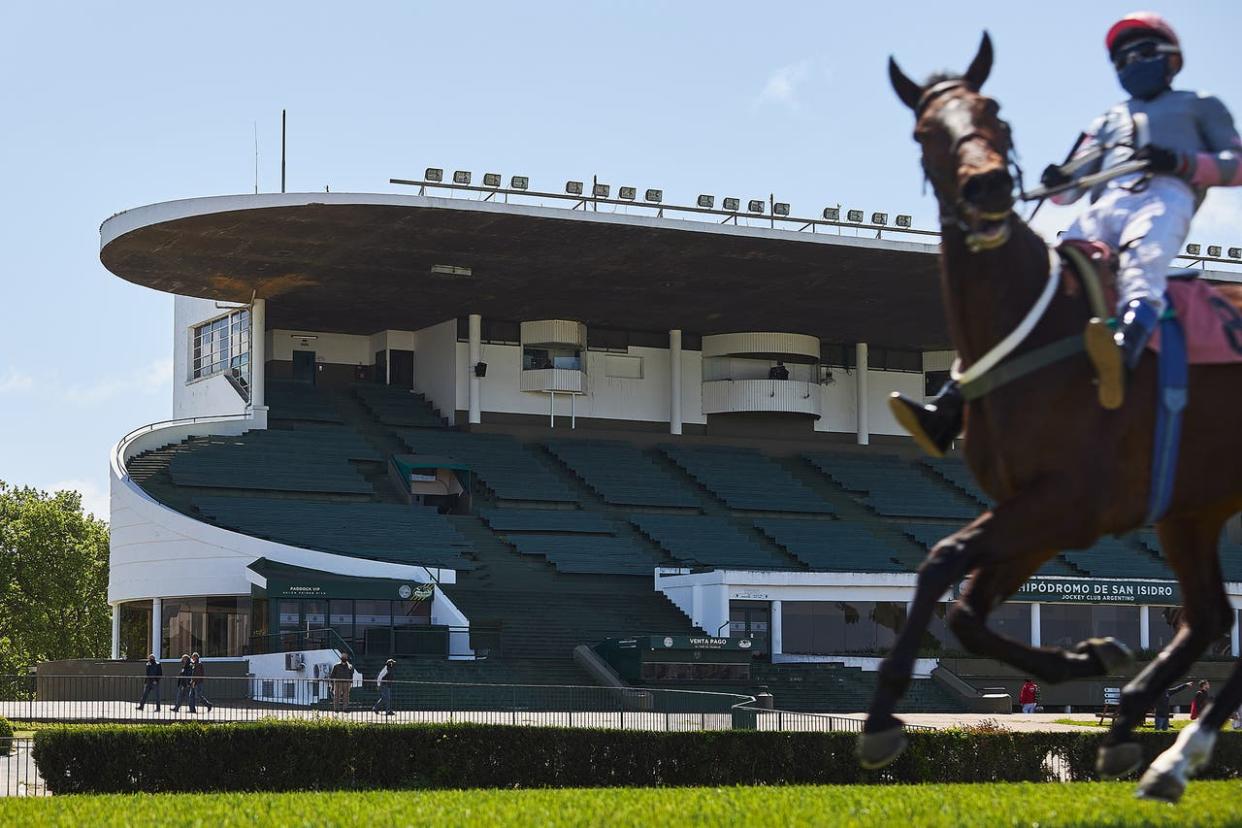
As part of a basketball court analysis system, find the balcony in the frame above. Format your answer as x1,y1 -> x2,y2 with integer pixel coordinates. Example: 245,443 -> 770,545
701,378 -> 822,417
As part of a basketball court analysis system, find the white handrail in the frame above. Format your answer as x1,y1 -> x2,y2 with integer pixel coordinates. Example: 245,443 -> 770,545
112,410 -> 255,481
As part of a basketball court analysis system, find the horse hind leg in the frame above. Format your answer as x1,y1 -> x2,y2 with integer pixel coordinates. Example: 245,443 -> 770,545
1099,515 -> 1234,787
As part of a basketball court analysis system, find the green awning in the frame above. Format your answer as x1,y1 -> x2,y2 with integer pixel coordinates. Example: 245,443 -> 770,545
247,558 -> 435,601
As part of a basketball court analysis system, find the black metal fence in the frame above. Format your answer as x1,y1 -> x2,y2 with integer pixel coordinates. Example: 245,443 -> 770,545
0,738 -> 46,797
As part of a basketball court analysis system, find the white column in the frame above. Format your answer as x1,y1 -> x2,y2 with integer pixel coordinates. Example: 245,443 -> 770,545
669,329 -> 683,435
111,604 -> 121,660
1232,607 -> 1240,657
1030,602 -> 1041,647
770,600 -> 783,656
151,598 -> 163,660
691,584 -> 702,629
385,347 -> 391,385
251,298 -> 267,425
856,342 -> 869,446
468,314 -> 482,425
1139,605 -> 1150,650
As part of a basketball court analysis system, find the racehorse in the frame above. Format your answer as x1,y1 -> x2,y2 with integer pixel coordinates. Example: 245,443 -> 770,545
858,32 -> 1242,802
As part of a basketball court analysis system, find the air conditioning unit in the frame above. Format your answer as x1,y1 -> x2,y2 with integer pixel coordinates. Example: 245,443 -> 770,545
285,652 -> 306,672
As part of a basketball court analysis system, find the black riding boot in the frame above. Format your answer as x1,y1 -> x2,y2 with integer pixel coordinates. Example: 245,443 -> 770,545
887,380 -> 965,458
1085,298 -> 1159,410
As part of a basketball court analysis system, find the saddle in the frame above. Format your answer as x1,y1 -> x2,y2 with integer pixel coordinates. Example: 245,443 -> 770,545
1057,238 -> 1242,521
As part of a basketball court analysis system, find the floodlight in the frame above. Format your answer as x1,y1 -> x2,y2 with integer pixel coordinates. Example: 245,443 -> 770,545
1208,245 -> 1222,257
723,197 -> 740,211
871,212 -> 888,225
425,167 -> 444,182
510,175 -> 529,190
1186,243 -> 1201,255
483,173 -> 501,187
697,194 -> 715,208
566,180 -> 584,195
618,186 -> 637,200
773,202 -> 790,217
847,209 -> 864,222
895,214 -> 912,228
645,189 -> 663,203
747,199 -> 765,213
453,170 -> 471,185
1229,247 -> 1241,259
823,207 -> 840,221
593,183 -> 610,198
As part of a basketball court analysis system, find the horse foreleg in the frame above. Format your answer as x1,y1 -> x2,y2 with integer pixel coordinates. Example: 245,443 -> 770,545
859,480 -> 1075,769
1099,515 -> 1234,785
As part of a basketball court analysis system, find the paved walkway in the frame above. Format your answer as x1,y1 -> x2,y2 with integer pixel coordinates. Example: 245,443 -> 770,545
866,712 -> 1096,733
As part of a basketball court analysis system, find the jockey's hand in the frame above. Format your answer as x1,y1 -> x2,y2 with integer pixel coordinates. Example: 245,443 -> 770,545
1040,164 -> 1072,189
1135,145 -> 1182,174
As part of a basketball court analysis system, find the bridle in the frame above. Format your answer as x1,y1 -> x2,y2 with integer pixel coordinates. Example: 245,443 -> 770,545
916,80 -> 1025,253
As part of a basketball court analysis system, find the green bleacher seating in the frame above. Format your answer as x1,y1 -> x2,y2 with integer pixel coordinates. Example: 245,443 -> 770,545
194,496 -> 473,570
660,445 -> 834,514
1062,536 -> 1175,580
266,380 -> 344,422
481,508 -> 615,534
169,428 -> 381,494
754,518 -> 909,572
630,513 -> 798,570
806,452 -> 978,519
900,523 -> 1079,576
545,439 -> 701,508
396,430 -> 579,503
1135,531 -> 1242,582
921,457 -> 991,506
506,535 -> 666,576
353,384 -> 445,428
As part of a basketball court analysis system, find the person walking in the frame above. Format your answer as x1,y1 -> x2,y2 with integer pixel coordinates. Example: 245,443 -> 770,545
329,653 -> 354,713
190,652 -> 214,712
136,654 -> 163,711
1190,679 -> 1211,720
1018,678 -> 1039,714
171,654 -> 196,713
1152,680 -> 1192,730
372,658 -> 397,717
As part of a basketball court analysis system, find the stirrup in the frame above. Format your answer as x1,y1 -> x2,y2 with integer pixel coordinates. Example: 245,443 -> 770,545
1084,318 -> 1124,410
888,394 -> 947,458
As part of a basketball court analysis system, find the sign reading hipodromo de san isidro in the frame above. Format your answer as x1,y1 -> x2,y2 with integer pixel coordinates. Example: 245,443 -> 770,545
956,577 -> 1180,605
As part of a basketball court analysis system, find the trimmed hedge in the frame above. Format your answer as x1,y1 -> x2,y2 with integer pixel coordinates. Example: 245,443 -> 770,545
32,721 -> 1242,795
0,717 -> 11,756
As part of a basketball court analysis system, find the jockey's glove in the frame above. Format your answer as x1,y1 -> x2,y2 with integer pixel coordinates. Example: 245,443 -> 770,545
1135,144 -> 1184,175
1040,163 -> 1072,189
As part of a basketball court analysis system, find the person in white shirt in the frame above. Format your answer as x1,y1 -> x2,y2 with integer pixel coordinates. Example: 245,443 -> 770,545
372,658 -> 397,717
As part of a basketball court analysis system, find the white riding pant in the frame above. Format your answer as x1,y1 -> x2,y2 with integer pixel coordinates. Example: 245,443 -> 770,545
1062,175 -> 1197,317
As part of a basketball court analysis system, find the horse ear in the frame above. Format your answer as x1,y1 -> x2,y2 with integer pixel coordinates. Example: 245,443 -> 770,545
964,31 -> 993,89
889,57 -> 922,110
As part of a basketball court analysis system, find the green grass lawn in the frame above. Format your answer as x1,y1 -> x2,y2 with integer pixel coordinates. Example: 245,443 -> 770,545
4,782 -> 1242,827
1055,718 -> 1192,731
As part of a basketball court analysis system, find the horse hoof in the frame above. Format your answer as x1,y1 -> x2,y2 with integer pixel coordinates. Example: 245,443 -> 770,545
1079,636 -> 1135,674
1097,742 -> 1144,780
1136,766 -> 1186,804
857,725 -> 908,770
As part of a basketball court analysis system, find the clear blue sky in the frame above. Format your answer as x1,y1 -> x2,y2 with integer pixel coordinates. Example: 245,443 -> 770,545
2,2 -> 1239,517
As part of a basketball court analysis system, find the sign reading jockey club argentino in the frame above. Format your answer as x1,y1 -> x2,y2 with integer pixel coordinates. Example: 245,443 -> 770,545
955,577 -> 1180,605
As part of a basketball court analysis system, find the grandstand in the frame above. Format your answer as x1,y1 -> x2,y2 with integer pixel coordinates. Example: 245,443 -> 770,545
99,188 -> 1242,712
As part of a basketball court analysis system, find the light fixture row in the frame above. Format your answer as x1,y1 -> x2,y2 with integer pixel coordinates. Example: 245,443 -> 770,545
1186,243 -> 1242,259
421,168 -> 912,228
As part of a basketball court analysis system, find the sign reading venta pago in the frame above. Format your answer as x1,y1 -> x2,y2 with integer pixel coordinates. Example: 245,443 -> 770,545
957,577 -> 1180,605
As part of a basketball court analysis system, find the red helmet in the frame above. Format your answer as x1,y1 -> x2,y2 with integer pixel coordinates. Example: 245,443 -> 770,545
1105,12 -> 1180,54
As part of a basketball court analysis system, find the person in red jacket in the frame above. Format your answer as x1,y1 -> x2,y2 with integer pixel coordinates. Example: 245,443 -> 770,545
1019,678 -> 1039,714
1189,679 -> 1211,720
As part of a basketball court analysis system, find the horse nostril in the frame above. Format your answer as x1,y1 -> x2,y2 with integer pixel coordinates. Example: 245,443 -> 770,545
961,170 -> 1013,205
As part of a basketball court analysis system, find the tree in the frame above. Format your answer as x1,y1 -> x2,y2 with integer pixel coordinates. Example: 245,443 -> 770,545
0,482 -> 110,677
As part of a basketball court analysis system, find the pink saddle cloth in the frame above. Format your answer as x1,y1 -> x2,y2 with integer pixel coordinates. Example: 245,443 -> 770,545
1148,278 -> 1242,364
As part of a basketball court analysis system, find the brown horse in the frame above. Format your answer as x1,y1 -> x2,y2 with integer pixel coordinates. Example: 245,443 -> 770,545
859,32 -> 1242,802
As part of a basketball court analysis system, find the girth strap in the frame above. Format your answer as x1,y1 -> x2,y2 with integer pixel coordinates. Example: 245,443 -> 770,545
959,334 -> 1084,400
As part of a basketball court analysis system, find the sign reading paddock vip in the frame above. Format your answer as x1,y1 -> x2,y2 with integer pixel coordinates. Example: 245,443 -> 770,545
956,577 -> 1180,605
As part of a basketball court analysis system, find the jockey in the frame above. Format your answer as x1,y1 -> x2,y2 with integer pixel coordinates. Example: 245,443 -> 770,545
891,11 -> 1242,456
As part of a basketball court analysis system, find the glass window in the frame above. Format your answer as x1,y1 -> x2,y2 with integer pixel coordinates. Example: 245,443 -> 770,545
780,601 -> 912,655
1150,606 -> 1233,655
205,597 -> 251,658
303,600 -> 327,630
329,600 -> 354,646
522,345 -> 582,371
355,600 -> 393,655
190,308 -> 251,384
1041,604 -> 1139,652
119,601 -> 153,660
